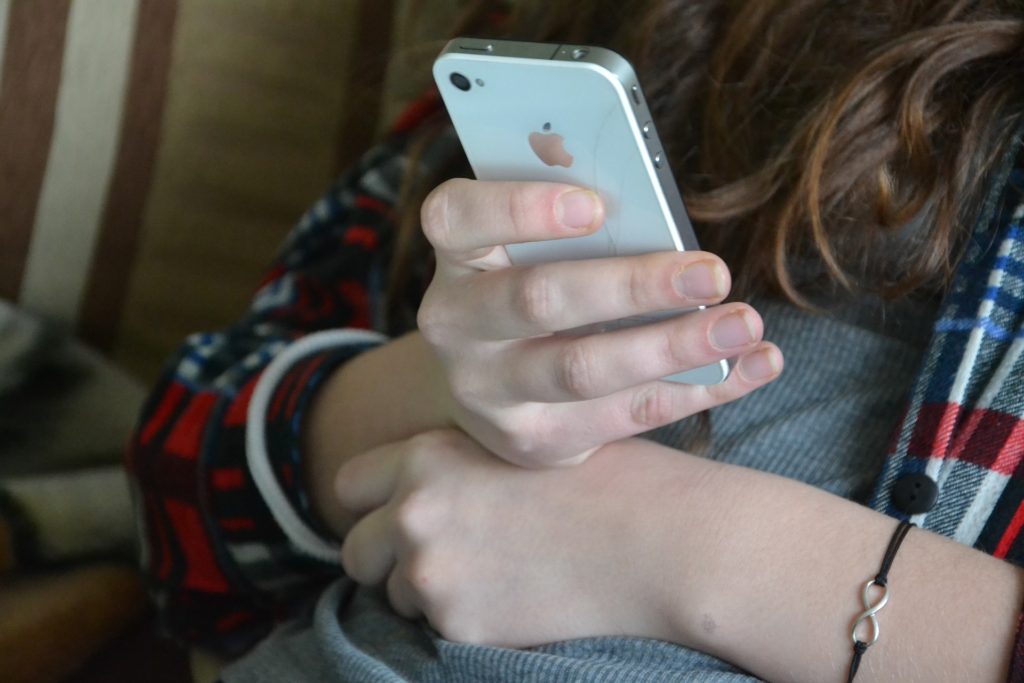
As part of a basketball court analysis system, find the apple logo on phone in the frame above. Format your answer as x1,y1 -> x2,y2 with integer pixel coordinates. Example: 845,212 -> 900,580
528,122 -> 573,168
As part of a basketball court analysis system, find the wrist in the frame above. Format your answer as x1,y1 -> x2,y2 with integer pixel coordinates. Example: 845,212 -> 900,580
304,332 -> 453,536
658,463 -> 1024,683
668,464 -> 885,669
643,453 -> 746,648
590,439 -> 737,645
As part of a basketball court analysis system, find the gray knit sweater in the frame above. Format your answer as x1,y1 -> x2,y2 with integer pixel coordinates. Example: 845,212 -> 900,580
222,294 -> 934,683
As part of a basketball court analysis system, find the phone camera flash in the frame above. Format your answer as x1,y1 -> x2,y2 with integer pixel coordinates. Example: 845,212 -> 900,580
475,78 -> 485,87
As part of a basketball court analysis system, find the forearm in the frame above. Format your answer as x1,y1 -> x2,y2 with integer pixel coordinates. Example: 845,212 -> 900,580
303,331 -> 453,536
652,457 -> 1024,682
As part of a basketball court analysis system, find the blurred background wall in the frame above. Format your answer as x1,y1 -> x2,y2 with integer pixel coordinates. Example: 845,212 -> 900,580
0,2 -> 473,681
1,0 -> 470,382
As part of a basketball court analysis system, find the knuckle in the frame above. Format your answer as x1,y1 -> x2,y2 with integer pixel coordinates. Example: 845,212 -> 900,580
658,325 -> 695,370
507,433 -> 542,467
414,427 -> 465,452
403,429 -> 467,474
415,293 -> 449,344
446,365 -> 484,407
420,180 -> 457,248
555,341 -> 601,399
401,447 -> 435,480
506,184 -> 535,237
394,490 -> 435,539
405,552 -> 442,596
492,415 -> 555,468
403,557 -> 436,593
626,263 -> 657,311
629,385 -> 677,429
405,430 -> 450,463
493,421 -> 538,465
432,608 -> 482,645
513,268 -> 558,327
339,539 -> 365,583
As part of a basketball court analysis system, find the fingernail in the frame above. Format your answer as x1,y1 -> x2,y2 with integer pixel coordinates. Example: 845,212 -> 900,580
737,348 -> 781,382
674,261 -> 726,300
556,190 -> 599,230
710,312 -> 756,350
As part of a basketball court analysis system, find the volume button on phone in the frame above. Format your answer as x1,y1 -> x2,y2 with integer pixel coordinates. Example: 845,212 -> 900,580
642,121 -> 652,139
653,151 -> 664,169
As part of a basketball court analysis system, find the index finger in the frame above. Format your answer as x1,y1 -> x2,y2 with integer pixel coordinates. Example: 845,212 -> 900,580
420,179 -> 604,256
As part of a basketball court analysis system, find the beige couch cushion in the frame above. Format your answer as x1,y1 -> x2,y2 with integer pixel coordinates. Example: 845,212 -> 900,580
0,0 -> 472,382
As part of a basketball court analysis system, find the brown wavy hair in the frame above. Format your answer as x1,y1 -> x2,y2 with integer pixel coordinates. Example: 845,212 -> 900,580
387,0 -> 1024,327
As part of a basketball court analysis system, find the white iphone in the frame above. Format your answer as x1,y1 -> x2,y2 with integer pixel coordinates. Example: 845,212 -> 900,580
433,38 -> 729,385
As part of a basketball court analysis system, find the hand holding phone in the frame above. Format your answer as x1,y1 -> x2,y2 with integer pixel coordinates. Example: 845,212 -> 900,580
416,177 -> 777,467
434,38 -> 730,385
412,39 -> 782,468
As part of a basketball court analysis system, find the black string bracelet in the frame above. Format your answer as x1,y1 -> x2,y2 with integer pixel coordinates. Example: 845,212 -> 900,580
846,519 -> 915,683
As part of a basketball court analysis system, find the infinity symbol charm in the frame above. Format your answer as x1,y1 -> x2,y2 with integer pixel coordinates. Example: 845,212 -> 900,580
850,579 -> 889,646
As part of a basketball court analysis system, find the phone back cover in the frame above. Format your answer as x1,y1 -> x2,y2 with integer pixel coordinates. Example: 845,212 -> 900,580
434,50 -> 692,265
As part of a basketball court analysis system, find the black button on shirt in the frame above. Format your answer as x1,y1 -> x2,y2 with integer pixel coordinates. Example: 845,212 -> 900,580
892,473 -> 938,514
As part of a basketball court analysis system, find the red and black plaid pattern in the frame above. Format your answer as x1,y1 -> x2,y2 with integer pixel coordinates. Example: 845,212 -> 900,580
870,138 -> 1024,553
126,94 -> 445,653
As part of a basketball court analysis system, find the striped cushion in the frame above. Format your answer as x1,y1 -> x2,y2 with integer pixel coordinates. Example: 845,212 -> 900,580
0,0 -> 466,381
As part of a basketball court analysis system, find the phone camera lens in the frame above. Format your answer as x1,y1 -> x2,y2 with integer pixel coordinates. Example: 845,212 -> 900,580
450,73 -> 471,91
